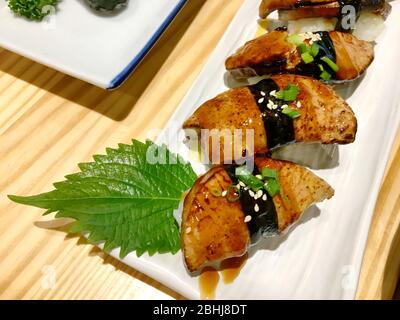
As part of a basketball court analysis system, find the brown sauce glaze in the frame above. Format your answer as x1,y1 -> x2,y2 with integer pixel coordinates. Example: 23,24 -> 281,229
221,254 -> 248,284
199,267 -> 220,300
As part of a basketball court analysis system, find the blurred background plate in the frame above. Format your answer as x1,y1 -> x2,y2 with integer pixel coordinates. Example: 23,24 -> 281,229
0,0 -> 187,89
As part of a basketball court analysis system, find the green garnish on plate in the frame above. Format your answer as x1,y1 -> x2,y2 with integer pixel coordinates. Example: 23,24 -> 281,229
8,0 -> 60,21
9,140 -> 197,258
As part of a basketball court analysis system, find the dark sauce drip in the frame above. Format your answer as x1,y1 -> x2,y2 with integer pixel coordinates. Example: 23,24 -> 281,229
337,0 -> 362,31
295,31 -> 337,79
249,79 -> 295,149
226,167 -> 279,244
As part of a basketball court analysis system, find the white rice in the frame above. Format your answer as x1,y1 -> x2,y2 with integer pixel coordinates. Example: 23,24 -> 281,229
353,12 -> 386,41
286,12 -> 386,41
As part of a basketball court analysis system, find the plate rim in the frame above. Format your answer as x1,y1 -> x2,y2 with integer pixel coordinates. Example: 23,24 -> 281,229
107,0 -> 188,90
0,0 -> 188,90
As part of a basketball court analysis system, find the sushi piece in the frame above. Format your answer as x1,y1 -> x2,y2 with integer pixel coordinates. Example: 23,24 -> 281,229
259,0 -> 391,31
225,29 -> 374,81
182,158 -> 335,272
183,75 -> 357,164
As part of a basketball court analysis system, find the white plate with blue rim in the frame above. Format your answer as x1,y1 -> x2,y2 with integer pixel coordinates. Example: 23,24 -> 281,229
0,0 -> 187,89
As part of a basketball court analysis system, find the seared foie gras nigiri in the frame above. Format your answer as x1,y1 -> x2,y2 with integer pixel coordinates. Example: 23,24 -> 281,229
182,158 -> 334,273
225,29 -> 374,81
183,75 -> 357,164
259,0 -> 391,22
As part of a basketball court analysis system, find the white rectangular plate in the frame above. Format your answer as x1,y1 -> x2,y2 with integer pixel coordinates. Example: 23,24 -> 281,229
108,0 -> 400,299
0,0 -> 186,89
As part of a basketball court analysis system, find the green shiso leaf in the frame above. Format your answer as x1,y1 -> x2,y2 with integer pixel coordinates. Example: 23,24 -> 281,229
9,140 -> 197,258
8,0 -> 60,21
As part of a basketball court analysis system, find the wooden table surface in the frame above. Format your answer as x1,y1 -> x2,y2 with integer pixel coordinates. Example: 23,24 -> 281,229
0,0 -> 399,300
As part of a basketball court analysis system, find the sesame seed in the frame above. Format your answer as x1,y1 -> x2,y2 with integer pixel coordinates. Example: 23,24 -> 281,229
261,91 -> 266,96
297,101 -> 302,108
258,98 -> 265,104
256,174 -> 262,180
239,181 -> 246,187
257,190 -> 263,198
185,227 -> 192,234
281,104 -> 289,109
254,204 -> 260,212
262,194 -> 267,201
270,90 -> 277,97
249,190 -> 255,198
244,215 -> 252,223
221,190 -> 227,197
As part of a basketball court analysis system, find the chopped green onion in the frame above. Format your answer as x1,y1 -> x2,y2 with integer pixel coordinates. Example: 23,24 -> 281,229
318,64 -> 325,72
301,52 -> 314,64
320,71 -> 332,81
276,83 -> 300,102
311,43 -> 320,57
298,43 -> 309,54
275,90 -> 284,100
282,107 -> 301,119
235,166 -> 251,176
262,168 -> 278,180
264,179 -> 281,197
235,166 -> 264,191
321,56 -> 339,72
287,34 -> 303,46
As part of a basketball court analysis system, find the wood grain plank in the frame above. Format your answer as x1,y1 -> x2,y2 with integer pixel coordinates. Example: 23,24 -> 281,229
0,0 -> 245,300
357,128 -> 400,300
